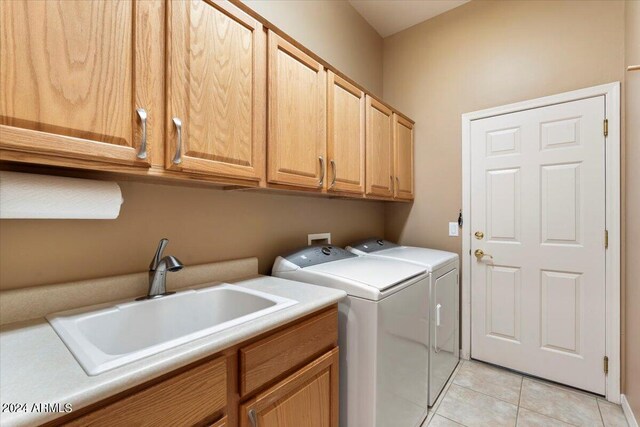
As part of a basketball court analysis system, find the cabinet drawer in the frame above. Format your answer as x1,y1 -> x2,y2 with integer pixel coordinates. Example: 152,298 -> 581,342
240,306 -> 338,396
65,356 -> 227,426
208,415 -> 227,427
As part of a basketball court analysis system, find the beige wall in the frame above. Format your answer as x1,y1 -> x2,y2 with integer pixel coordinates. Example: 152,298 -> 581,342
383,0 -> 625,253
382,0 -> 629,398
625,0 -> 640,415
242,0 -> 383,96
0,0 -> 385,290
0,183 -> 383,290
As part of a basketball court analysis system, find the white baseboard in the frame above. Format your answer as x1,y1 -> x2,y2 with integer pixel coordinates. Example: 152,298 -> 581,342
622,394 -> 639,427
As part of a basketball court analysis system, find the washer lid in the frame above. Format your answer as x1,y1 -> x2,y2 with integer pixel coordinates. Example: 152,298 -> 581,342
368,246 -> 458,272
304,256 -> 426,291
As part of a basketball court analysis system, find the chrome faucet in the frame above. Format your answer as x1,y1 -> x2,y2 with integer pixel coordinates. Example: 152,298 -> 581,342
137,238 -> 184,300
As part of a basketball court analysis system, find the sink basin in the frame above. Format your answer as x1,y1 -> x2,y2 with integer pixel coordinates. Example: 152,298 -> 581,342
47,284 -> 297,375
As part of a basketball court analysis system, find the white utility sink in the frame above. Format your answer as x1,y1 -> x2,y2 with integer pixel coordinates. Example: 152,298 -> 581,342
47,284 -> 297,375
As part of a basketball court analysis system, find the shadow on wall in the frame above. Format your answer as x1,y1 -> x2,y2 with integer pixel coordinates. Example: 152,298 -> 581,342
0,181 -> 385,290
384,202 -> 412,243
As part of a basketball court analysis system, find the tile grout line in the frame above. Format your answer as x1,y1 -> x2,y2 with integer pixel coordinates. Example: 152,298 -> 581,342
596,399 -> 607,427
458,362 -> 592,427
451,381 -> 521,407
475,359 -> 604,401
525,375 -> 604,401
438,413 -> 468,427
518,379 -> 589,427
515,375 -> 523,427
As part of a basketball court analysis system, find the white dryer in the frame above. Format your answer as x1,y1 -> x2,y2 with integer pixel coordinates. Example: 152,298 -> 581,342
272,245 -> 430,427
346,238 -> 460,406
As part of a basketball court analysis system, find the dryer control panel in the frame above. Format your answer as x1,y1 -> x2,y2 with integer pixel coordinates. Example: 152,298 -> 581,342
348,238 -> 399,253
284,245 -> 356,268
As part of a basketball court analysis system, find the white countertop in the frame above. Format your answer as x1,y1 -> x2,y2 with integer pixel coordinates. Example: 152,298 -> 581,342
0,276 -> 346,427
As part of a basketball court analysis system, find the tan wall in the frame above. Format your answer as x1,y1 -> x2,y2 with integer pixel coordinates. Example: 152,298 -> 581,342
625,0 -> 640,415
382,0 -> 628,396
0,0 -> 385,290
383,0 -> 625,253
242,0 -> 383,96
0,183 -> 383,290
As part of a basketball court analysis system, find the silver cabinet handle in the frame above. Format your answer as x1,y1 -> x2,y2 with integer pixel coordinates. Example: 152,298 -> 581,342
172,117 -> 182,165
136,108 -> 148,160
319,156 -> 325,186
248,408 -> 257,427
329,159 -> 337,189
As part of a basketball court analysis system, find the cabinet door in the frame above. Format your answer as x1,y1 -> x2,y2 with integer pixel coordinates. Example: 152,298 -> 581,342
0,0 -> 158,167
240,348 -> 339,427
365,96 -> 394,198
327,72 -> 365,194
394,114 -> 415,200
267,31 -> 326,189
166,0 -> 265,182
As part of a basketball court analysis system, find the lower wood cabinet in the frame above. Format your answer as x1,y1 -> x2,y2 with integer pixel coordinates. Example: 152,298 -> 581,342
239,348 -> 339,427
64,356 -> 227,427
53,305 -> 339,427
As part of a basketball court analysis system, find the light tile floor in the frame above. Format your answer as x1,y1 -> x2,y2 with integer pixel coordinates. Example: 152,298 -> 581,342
422,360 -> 628,427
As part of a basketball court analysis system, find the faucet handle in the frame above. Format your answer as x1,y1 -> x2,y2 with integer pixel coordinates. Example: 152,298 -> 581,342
150,238 -> 169,271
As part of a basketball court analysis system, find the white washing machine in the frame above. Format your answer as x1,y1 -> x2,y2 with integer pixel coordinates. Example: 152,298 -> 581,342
346,238 -> 460,406
272,245 -> 430,427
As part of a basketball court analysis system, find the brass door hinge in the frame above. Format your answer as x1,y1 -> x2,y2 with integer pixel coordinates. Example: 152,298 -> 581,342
604,356 -> 609,374
605,230 -> 609,249
604,119 -> 609,137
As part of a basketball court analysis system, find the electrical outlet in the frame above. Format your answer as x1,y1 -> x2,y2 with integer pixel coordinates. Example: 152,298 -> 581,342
308,233 -> 331,245
449,222 -> 459,237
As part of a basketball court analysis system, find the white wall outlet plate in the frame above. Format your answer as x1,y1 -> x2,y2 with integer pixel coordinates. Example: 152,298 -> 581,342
308,233 -> 331,245
449,222 -> 459,237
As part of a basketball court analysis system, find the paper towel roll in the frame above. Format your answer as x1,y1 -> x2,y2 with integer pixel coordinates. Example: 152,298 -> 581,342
0,171 -> 123,219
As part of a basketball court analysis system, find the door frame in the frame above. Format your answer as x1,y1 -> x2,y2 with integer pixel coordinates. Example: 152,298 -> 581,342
461,82 -> 621,402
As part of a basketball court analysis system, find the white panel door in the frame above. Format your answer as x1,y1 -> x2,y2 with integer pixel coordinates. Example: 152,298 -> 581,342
470,96 -> 606,394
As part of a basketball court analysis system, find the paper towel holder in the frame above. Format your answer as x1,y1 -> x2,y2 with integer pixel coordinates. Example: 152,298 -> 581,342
0,171 -> 123,219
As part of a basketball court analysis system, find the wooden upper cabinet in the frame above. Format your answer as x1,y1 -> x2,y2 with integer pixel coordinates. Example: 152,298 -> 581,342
327,72 -> 365,194
267,31 -> 326,189
166,0 -> 265,182
0,0 -> 160,167
365,96 -> 394,198
240,348 -> 339,427
394,114 -> 415,200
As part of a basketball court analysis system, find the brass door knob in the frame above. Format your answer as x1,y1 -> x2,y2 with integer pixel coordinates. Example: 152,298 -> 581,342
474,249 -> 493,261
474,231 -> 484,240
